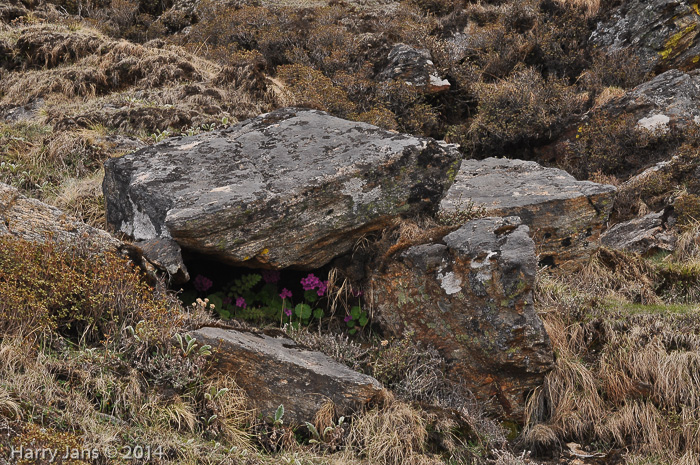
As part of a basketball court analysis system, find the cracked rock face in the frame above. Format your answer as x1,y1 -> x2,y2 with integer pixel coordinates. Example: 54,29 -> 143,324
439,158 -> 616,269
0,182 -> 119,252
368,217 -> 554,421
192,327 -> 384,425
601,69 -> 700,132
103,108 -> 461,274
590,0 -> 700,74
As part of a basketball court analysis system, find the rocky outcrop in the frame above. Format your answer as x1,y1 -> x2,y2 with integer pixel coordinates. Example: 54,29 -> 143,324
0,182 -> 119,252
590,0 -> 700,74
600,69 -> 700,132
103,107 -> 461,274
378,44 -> 450,93
192,327 -> 384,425
600,210 -> 676,256
368,216 -> 554,420
439,158 -> 616,269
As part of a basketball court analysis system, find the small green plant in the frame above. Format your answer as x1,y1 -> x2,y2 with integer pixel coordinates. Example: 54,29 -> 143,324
345,305 -> 369,335
271,404 -> 285,427
175,333 -> 212,357
304,416 -> 345,444
151,128 -> 172,143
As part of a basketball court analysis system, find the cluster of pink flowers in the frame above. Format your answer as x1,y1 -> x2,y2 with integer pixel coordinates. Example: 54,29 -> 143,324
279,288 -> 293,300
194,275 -> 213,293
235,297 -> 246,308
301,273 -> 328,296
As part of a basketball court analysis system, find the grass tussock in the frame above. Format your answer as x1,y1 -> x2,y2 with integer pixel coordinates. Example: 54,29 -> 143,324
347,397 -> 431,465
524,236 -> 700,463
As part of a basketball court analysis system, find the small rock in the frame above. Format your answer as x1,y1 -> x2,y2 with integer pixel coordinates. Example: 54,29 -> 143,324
377,44 -> 451,93
192,327 -> 384,425
600,210 -> 676,256
601,69 -> 700,132
369,216 -> 554,421
439,158 -> 616,269
136,237 -> 189,283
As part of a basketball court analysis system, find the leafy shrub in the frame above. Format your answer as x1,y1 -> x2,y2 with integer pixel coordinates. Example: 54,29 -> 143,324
561,112 -> 677,179
467,67 -> 584,157
0,236 -> 171,341
277,64 -> 355,117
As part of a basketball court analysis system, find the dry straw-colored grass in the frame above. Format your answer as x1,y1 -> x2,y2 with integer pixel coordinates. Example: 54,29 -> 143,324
526,241 -> 700,463
346,397 -> 439,465
555,0 -> 600,17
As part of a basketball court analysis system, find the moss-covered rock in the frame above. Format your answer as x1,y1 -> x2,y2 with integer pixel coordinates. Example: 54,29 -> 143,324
591,0 -> 700,74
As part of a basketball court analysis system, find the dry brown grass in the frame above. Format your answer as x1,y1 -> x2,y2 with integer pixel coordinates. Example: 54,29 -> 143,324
525,262 -> 700,462
347,398 -> 436,465
0,24 -> 242,106
47,169 -> 105,227
555,0 -> 600,17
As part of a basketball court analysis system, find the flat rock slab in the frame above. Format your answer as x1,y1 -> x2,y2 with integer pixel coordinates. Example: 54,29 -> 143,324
439,158 -> 616,269
0,182 -> 119,252
192,327 -> 384,425
590,0 -> 700,74
600,210 -> 676,256
104,108 -> 461,272
369,217 -> 553,420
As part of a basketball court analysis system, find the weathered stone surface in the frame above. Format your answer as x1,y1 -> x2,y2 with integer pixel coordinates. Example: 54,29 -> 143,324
600,210 -> 676,256
136,237 -> 189,283
368,217 -> 554,421
104,107 -> 461,271
378,44 -> 450,93
601,69 -> 700,132
192,327 -> 384,425
439,158 -> 616,269
0,182 -> 119,252
590,0 -> 700,74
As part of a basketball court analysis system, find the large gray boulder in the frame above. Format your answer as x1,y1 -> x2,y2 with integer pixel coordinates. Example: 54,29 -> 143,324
103,108 -> 461,274
368,217 -> 554,421
439,158 -> 616,269
591,0 -> 700,74
192,327 -> 384,425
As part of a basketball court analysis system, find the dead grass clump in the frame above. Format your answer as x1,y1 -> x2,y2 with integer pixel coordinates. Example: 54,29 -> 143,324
577,248 -> 661,304
1,24 -> 221,105
47,170 -> 105,228
14,24 -> 106,69
1,65 -> 108,105
347,399 -> 429,465
527,266 -> 700,461
554,0 -> 600,17
277,63 -> 355,118
467,67 -> 585,157
100,41 -> 205,89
